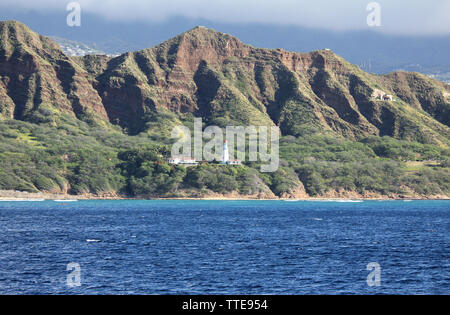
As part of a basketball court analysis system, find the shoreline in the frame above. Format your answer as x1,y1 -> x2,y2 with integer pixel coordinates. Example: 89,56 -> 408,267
0,192 -> 448,202
1,198 -> 448,201
0,196 -> 450,203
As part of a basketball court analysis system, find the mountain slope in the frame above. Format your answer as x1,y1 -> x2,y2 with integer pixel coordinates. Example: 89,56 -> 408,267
1,21 -> 449,145
81,26 -> 450,143
0,21 -> 108,124
381,71 -> 450,126
0,21 -> 449,199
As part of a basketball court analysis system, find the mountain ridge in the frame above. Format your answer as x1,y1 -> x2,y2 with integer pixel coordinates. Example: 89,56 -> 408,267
1,20 -> 449,145
0,20 -> 109,123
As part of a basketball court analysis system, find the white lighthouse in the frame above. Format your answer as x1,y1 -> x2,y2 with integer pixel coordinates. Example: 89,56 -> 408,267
222,140 -> 230,164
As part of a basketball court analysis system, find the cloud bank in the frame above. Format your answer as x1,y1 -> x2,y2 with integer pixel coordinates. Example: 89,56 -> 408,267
1,0 -> 449,35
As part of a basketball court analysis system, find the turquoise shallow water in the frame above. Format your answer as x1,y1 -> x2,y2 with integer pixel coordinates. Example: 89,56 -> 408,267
0,200 -> 448,294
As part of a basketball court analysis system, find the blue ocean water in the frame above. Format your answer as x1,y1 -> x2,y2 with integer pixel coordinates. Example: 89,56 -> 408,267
0,200 -> 448,295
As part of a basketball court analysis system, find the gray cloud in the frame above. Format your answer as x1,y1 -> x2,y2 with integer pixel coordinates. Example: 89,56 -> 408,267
1,0 -> 449,35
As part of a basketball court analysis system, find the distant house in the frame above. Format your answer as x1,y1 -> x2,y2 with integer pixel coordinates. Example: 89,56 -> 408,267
168,157 -> 198,165
383,94 -> 394,101
227,160 -> 242,166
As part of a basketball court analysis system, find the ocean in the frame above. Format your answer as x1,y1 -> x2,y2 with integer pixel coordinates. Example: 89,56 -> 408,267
0,200 -> 448,295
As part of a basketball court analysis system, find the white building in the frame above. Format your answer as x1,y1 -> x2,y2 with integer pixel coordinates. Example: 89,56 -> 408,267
222,140 -> 230,164
222,141 -> 242,165
168,157 -> 198,165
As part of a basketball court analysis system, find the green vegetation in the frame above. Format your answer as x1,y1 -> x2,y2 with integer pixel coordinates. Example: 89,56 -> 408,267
0,116 -> 448,198
0,117 -> 151,194
279,134 -> 449,197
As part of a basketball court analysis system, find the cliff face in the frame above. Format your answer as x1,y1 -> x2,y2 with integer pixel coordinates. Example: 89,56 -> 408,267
1,21 -> 449,144
0,21 -> 108,124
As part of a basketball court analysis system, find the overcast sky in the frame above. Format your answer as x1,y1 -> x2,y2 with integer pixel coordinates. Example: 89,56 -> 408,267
1,0 -> 449,35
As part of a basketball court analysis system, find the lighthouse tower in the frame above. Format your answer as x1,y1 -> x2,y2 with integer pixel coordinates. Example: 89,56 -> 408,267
222,140 -> 230,164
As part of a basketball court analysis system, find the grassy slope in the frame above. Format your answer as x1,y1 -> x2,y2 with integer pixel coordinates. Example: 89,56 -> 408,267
0,114 -> 448,198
